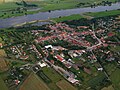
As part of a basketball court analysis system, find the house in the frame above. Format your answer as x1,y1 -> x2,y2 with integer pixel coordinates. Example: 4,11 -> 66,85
97,67 -> 103,71
67,77 -> 80,85
20,55 -> 29,60
0,43 -> 3,48
14,80 -> 20,85
84,67 -> 91,74
50,60 -> 55,64
32,65 -> 41,73
55,55 -> 65,62
37,62 -> 47,68
107,32 -> 115,37
45,45 -> 53,49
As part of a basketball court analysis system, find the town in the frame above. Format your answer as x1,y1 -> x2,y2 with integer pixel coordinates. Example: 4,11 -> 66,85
0,13 -> 120,90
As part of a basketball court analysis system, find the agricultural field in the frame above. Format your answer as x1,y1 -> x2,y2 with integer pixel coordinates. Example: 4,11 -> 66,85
0,57 -> 8,72
0,38 -> 8,72
110,68 -> 120,90
0,77 -> 8,90
102,85 -> 114,90
0,49 -> 6,57
41,67 -> 63,90
19,73 -> 50,90
56,80 -> 77,90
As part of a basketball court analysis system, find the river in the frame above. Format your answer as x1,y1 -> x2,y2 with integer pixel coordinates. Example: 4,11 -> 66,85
0,3 -> 120,28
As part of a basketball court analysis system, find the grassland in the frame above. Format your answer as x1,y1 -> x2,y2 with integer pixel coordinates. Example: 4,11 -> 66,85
0,0 -> 118,19
42,67 -> 63,90
56,80 -> 77,90
19,73 -> 50,90
110,68 -> 120,90
40,0 -> 117,11
110,46 -> 120,52
0,77 -> 8,90
85,10 -> 120,18
53,14 -> 83,22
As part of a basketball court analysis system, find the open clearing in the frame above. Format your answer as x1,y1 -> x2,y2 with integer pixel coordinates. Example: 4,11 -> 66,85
19,73 -> 50,90
56,80 -> 77,90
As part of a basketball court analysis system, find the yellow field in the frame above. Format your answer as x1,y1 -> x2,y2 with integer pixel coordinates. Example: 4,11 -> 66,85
19,73 -> 50,90
0,49 -> 6,57
0,58 -> 8,71
0,49 -> 8,71
56,80 -> 77,90
102,85 -> 114,90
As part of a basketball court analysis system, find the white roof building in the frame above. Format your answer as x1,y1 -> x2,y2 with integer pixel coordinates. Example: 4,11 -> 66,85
38,62 -> 47,68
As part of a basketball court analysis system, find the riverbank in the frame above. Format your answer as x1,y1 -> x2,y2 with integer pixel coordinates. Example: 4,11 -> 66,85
0,2 -> 120,28
52,9 -> 120,22
0,0 -> 118,19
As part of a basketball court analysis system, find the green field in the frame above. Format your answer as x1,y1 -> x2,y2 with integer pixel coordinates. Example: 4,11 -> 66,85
40,0 -> 117,11
0,2 -> 19,10
0,0 -> 118,18
110,46 -> 120,52
53,14 -> 83,22
42,67 -> 77,90
85,10 -> 120,18
0,77 -> 8,90
110,68 -> 120,90
42,67 -> 63,90
19,73 -> 50,90
88,73 -> 107,88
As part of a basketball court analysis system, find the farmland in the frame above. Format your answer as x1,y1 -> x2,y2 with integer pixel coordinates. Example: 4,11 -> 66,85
110,68 -> 120,90
0,57 -> 8,72
102,85 -> 114,90
0,77 -> 8,90
0,49 -> 6,57
0,38 -> 8,72
41,67 -> 63,90
19,73 -> 50,90
56,80 -> 77,90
